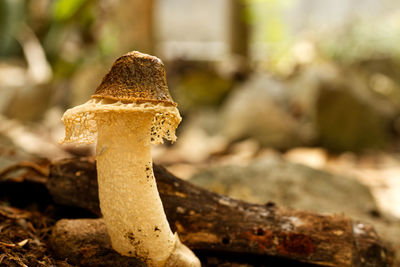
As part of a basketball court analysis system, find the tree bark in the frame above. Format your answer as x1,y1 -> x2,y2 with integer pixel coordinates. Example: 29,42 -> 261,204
229,0 -> 250,58
46,157 -> 392,267
112,0 -> 155,55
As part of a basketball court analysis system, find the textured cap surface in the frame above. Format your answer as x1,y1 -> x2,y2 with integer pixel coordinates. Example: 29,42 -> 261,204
92,51 -> 176,106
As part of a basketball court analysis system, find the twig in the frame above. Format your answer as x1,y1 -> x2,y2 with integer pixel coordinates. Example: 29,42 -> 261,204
0,241 -> 16,248
0,206 -> 31,219
0,162 -> 48,181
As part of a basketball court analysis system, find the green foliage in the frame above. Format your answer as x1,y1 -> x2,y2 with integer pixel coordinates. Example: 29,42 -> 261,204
0,0 -> 104,75
246,0 -> 297,44
172,67 -> 233,114
98,24 -> 119,57
319,16 -> 400,63
51,0 -> 87,21
0,0 -> 25,57
244,0 -> 298,70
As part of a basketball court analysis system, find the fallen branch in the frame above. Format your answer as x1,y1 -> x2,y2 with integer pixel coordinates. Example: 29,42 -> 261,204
46,157 -> 392,266
0,161 -> 49,181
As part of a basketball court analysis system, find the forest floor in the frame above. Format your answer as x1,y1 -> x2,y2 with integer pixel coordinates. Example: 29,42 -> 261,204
0,113 -> 399,265
0,147 -> 399,266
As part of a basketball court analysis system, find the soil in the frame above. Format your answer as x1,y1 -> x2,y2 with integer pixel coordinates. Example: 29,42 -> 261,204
0,204 -> 58,266
0,168 -> 94,267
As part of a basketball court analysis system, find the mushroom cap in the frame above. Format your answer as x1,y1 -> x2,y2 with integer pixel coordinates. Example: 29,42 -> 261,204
92,51 -> 177,106
61,51 -> 181,145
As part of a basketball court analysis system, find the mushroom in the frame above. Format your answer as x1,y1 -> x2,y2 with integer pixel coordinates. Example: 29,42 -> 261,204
61,51 -> 201,267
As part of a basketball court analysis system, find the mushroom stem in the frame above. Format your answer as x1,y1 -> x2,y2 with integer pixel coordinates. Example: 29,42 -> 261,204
95,111 -> 185,266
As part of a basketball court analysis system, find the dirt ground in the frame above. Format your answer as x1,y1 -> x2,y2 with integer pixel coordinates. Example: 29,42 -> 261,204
0,165 -> 91,267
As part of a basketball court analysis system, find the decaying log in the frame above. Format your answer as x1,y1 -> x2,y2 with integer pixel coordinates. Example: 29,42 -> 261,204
47,157 -> 392,267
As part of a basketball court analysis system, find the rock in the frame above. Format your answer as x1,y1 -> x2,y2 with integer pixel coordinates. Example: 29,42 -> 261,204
287,62 -> 339,122
174,110 -> 228,163
355,58 -> 400,108
166,61 -> 233,114
219,73 -> 304,149
288,62 -> 398,152
0,132 -> 34,172
315,71 -> 394,152
189,157 -> 378,220
0,21 -> 52,121
152,109 -> 228,168
0,62 -> 51,121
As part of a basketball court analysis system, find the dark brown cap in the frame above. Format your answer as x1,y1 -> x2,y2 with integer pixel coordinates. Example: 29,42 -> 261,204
92,51 -> 177,106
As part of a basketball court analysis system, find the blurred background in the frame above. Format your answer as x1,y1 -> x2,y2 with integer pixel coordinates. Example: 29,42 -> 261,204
1,0 -> 400,262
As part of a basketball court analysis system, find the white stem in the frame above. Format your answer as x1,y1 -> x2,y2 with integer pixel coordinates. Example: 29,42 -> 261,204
95,112 -> 200,267
96,112 -> 174,266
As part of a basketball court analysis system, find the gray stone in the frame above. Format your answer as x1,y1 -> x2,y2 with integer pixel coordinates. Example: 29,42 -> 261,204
287,62 -> 398,152
189,157 -> 378,219
315,68 -> 395,152
219,73 -> 304,149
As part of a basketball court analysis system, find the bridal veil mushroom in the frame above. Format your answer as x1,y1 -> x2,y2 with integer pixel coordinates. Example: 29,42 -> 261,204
61,51 -> 200,267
